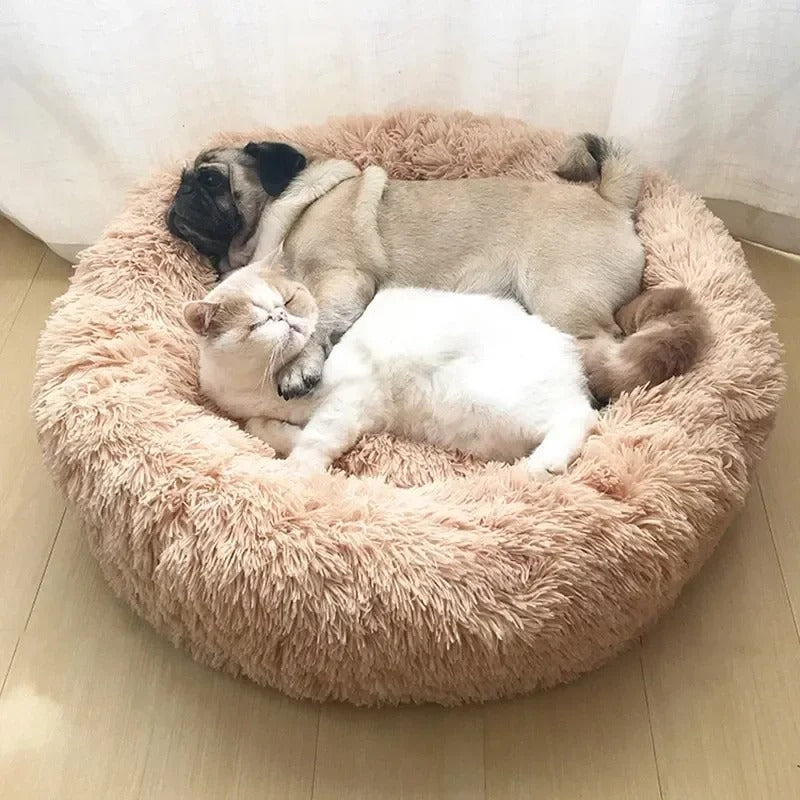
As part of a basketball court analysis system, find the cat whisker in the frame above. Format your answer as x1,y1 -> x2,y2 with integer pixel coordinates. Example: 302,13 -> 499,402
259,350 -> 275,390
259,336 -> 288,390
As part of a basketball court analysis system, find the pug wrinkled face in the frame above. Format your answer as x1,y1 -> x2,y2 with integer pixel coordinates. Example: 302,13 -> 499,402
167,148 -> 248,261
166,142 -> 308,270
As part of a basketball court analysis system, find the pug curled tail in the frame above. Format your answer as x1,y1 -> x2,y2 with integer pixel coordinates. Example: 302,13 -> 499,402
582,287 -> 711,401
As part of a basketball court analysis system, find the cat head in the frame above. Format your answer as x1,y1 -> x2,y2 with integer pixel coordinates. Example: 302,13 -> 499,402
183,261 -> 318,384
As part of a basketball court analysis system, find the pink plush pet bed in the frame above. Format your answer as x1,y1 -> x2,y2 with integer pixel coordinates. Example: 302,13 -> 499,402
32,112 -> 784,705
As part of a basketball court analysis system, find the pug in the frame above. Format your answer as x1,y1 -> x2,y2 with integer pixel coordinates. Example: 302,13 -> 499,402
168,134 -> 645,399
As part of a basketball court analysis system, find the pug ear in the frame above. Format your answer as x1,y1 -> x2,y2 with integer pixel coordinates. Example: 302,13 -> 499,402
183,301 -> 220,335
244,142 -> 307,197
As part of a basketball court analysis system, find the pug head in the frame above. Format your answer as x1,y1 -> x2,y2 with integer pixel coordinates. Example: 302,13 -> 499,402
167,142 -> 307,269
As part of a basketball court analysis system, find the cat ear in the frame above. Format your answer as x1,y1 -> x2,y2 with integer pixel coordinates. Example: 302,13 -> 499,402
183,301 -> 220,335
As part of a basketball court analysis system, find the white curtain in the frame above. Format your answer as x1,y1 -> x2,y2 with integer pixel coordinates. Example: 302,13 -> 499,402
1,0 -> 798,259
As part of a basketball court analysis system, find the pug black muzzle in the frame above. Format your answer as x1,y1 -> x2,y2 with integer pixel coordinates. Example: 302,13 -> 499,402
167,167 -> 242,265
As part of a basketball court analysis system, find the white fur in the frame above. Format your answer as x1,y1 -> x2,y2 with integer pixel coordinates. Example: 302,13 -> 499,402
198,269 -> 596,477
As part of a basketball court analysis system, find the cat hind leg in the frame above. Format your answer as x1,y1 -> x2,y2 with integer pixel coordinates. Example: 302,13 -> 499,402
526,405 -> 596,479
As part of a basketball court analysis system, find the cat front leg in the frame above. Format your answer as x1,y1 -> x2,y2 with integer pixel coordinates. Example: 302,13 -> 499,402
285,391 -> 371,476
244,417 -> 302,458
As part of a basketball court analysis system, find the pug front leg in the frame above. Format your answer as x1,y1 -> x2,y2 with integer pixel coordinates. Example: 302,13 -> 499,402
276,268 -> 377,399
276,336 -> 328,400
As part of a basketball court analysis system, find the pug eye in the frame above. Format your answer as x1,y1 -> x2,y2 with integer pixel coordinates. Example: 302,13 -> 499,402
199,170 -> 225,191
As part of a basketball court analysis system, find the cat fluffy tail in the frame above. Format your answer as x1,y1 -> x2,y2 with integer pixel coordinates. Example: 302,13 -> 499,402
582,287 -> 711,401
556,133 -> 642,211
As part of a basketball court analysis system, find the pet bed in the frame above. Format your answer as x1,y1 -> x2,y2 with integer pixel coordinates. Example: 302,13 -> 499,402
32,111 -> 784,705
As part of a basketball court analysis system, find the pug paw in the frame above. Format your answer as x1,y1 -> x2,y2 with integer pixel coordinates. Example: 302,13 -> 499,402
277,347 -> 324,399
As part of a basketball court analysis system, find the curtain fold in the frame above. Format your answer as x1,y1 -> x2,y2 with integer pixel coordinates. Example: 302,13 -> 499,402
1,0 -> 797,256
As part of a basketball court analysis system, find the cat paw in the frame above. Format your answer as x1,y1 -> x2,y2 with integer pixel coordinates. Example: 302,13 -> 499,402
285,451 -> 328,478
277,348 -> 324,399
525,456 -> 568,481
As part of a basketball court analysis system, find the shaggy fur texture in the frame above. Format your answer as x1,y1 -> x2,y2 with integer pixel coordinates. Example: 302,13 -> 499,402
583,286 -> 711,399
32,111 -> 785,706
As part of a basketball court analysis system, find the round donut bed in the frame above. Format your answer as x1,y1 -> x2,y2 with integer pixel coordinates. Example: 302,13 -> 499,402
32,111 -> 785,706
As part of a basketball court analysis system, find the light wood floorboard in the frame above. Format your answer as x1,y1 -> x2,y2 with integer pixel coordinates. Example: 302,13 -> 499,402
0,216 -> 46,349
640,488 -> 800,800
744,243 -> 800,632
0,248 -> 69,645
484,648 -> 662,800
314,703 -> 484,800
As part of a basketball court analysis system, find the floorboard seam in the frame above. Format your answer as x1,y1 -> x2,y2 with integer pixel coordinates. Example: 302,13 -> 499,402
0,246 -> 46,355
756,475 -> 800,644
639,652 -> 666,800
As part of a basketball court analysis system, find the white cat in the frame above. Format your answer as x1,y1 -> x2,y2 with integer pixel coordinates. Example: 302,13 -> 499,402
184,262 -> 597,477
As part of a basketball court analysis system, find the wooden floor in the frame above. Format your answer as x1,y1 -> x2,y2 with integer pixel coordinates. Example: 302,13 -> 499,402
0,214 -> 798,799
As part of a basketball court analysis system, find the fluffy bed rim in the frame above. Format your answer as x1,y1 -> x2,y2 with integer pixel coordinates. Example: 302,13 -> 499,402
32,111 -> 784,705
